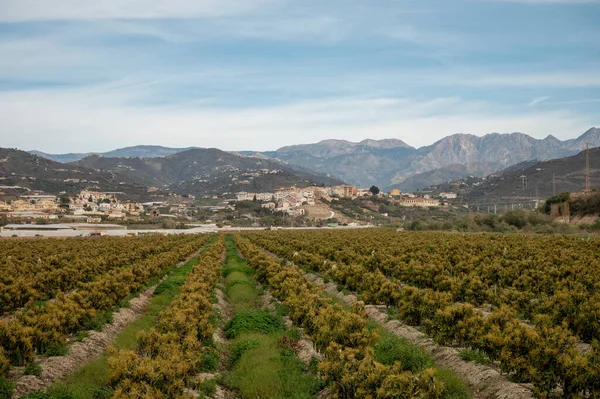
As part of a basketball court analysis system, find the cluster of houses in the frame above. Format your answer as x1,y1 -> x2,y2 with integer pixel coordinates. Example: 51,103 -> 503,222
67,190 -> 145,219
0,190 -> 147,222
234,185 -> 458,213
0,182 -> 460,225
0,193 -> 61,220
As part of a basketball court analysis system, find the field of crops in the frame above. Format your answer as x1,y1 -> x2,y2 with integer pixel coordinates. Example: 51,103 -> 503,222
2,229 -> 599,399
243,229 -> 600,398
0,234 -> 212,372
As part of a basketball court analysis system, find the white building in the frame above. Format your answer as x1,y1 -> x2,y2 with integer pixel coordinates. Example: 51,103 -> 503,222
440,192 -> 458,199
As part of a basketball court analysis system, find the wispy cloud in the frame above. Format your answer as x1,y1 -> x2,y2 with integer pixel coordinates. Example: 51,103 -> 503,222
549,99 -> 600,105
0,0 -> 276,22
528,96 -> 550,106
481,0 -> 600,4
0,81 -> 595,153
0,1 -> 598,152
449,71 -> 600,88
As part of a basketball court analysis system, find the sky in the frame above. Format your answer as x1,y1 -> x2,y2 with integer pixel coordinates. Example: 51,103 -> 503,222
0,0 -> 599,153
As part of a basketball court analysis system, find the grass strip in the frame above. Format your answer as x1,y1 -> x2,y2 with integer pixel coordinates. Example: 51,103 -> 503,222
220,236 -> 322,399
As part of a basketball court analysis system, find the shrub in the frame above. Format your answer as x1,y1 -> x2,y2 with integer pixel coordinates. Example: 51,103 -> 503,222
459,349 -> 490,365
23,362 -> 43,376
224,311 -> 284,339
199,348 -> 219,372
45,343 -> 68,357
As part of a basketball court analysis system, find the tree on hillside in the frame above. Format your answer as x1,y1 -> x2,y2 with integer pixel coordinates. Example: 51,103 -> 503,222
369,186 -> 380,196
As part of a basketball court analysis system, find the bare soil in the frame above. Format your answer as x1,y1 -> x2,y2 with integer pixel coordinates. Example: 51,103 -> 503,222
208,277 -> 240,399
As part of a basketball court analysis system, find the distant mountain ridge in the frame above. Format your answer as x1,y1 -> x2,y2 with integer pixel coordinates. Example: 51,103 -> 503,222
2,147 -> 343,198
74,148 -> 343,194
258,128 -> 600,190
29,145 -> 199,163
29,127 -> 600,191
437,146 -> 600,203
0,148 -> 151,199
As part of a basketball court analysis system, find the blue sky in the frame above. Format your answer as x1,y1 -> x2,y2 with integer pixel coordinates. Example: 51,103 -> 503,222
0,0 -> 599,153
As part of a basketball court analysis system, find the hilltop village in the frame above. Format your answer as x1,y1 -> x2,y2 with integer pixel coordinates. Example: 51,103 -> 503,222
0,184 -> 457,228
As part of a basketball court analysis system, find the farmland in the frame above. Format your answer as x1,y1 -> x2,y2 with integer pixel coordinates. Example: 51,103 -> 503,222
242,229 -> 600,398
0,229 -> 599,398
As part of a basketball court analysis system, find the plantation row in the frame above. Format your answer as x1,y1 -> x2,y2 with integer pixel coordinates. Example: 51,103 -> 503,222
246,229 -> 600,342
244,230 -> 600,398
0,233 -> 213,372
107,236 -> 224,398
0,235 -> 205,314
234,235 -> 454,399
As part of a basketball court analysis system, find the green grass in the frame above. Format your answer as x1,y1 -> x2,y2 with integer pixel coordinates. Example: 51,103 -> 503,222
369,321 -> 433,373
225,310 -> 284,339
23,362 -> 43,377
225,271 -> 259,313
0,376 -> 14,399
436,369 -> 472,399
45,343 -> 68,357
459,348 -> 490,365
366,314 -> 472,399
196,379 -> 217,398
223,333 -> 321,399
32,254 -> 204,399
81,310 -> 113,332
229,339 -> 261,365
221,236 -> 322,399
223,237 -> 260,313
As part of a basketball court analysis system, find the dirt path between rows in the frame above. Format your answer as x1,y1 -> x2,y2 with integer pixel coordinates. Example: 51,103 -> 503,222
11,249 -> 205,399
208,276 -> 239,399
259,247 -> 534,399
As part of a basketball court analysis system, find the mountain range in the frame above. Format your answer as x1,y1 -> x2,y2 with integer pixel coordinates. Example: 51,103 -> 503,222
23,127 -> 600,192
436,146 -> 600,203
1,148 -> 342,199
29,145 -> 199,163
250,128 -> 600,190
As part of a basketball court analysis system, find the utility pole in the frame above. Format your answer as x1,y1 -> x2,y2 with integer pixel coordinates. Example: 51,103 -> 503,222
520,175 -> 528,190
586,143 -> 591,191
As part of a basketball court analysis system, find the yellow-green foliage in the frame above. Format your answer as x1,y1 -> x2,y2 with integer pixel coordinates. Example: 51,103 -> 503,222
0,348 -> 9,376
234,235 -> 445,399
243,229 -> 600,397
107,236 -> 224,398
0,234 -> 213,366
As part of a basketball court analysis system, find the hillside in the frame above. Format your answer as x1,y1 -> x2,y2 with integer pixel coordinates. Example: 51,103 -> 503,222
257,128 -> 600,190
29,127 -> 600,192
29,145 -> 198,163
74,148 -> 344,195
435,147 -> 600,203
0,148 -> 150,199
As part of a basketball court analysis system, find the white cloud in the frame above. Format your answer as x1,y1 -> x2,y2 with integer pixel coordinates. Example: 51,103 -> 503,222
481,0 -> 600,3
439,71 -> 600,88
0,82 -> 595,153
528,96 -> 550,106
0,0 -> 276,22
549,99 -> 600,105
